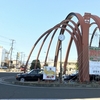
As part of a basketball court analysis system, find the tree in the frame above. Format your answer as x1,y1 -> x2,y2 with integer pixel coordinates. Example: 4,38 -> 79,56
44,63 -> 48,66
30,59 -> 41,70
75,62 -> 79,71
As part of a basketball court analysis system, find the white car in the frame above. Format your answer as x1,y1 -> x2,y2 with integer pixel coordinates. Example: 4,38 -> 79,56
0,66 -> 2,69
0,66 -> 7,69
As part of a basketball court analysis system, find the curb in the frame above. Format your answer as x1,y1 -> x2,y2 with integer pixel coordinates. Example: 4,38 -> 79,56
13,81 -> 100,88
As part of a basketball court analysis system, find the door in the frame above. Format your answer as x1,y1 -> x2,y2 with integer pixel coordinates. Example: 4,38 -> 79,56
30,70 -> 38,81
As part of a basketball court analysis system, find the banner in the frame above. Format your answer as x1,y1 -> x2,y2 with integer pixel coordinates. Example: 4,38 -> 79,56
43,66 -> 56,80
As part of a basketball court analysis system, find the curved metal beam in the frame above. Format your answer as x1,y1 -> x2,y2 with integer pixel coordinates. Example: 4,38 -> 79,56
90,27 -> 98,46
44,29 -> 58,64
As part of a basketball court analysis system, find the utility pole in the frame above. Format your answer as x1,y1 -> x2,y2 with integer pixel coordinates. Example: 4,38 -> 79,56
23,54 -> 25,64
20,52 -> 23,65
9,39 -> 15,69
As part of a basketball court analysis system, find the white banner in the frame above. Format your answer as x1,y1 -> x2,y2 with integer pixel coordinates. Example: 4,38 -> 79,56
43,66 -> 56,80
89,60 -> 100,75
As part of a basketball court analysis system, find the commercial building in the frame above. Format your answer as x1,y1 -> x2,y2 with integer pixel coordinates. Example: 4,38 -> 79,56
0,46 -> 8,66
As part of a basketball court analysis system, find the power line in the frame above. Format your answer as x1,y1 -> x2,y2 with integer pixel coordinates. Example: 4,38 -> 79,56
0,40 -> 11,46
0,35 -> 11,40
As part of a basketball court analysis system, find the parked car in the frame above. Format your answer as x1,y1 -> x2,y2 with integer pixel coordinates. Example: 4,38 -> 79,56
63,73 -> 78,81
63,73 -> 100,82
20,67 -> 25,71
16,69 -> 43,82
0,66 -> 8,69
90,75 -> 100,81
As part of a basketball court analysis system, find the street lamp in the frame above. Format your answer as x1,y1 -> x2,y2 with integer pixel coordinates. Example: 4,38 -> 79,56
58,34 -> 65,83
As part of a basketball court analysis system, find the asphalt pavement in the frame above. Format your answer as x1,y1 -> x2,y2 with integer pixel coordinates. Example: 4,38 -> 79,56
0,72 -> 100,99
1,72 -> 100,88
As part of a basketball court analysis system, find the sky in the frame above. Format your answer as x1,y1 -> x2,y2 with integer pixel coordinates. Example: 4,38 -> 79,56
0,0 -> 100,63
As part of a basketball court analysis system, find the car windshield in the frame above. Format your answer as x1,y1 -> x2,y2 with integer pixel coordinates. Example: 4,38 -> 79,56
27,70 -> 33,74
27,69 -> 43,74
38,70 -> 43,74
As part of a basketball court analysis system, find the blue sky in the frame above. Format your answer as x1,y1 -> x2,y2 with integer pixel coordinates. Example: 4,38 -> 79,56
0,0 -> 100,62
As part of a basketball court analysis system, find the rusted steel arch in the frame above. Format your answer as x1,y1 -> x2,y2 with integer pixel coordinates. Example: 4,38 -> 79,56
44,22 -> 68,65
53,21 -> 81,68
89,22 -> 100,47
66,12 -> 85,34
80,13 -> 91,82
90,22 -> 97,26
84,14 -> 100,47
83,14 -> 100,80
36,28 -> 58,66
90,27 -> 98,46
25,28 -> 53,70
64,12 -> 93,82
52,12 -> 88,82
44,29 -> 58,65
60,20 -> 82,53
35,32 -> 50,68
61,12 -> 85,64
63,23 -> 82,74
53,18 -> 82,66
37,24 -> 69,66
90,14 -> 100,30
60,19 -> 82,42
55,12 -> 86,82
26,20 -> 75,69
26,12 -> 83,71
62,21 -> 82,51
53,27 -> 77,66
58,20 -> 82,73
25,12 -> 100,82
25,22 -> 62,70
64,37 -> 73,74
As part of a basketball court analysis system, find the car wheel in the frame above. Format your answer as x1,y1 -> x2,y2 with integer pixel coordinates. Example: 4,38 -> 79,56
20,78 -> 25,82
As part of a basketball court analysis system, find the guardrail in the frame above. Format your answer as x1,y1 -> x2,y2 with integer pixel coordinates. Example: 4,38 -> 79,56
0,68 -> 21,72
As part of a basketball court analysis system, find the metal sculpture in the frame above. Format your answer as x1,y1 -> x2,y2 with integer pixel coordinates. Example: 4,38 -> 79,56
25,12 -> 100,82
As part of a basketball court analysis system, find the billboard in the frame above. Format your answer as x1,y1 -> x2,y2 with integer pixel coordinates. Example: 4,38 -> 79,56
89,47 -> 100,75
43,66 -> 56,80
89,60 -> 100,75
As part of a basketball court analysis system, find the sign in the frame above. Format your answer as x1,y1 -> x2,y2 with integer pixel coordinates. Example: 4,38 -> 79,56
43,66 -> 56,80
89,46 -> 100,61
89,60 -> 100,75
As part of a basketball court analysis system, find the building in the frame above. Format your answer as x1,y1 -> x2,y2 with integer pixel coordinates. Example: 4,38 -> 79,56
0,46 -> 8,66
41,60 -> 77,75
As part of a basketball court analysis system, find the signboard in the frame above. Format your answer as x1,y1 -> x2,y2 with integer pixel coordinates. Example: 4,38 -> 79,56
43,66 -> 56,80
89,46 -> 100,61
89,60 -> 100,75
89,47 -> 100,75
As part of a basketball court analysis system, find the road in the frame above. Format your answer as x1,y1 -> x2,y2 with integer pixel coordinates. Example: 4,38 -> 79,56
0,72 -> 100,99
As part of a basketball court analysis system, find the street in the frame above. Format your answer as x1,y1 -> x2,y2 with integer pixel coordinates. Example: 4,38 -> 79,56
0,72 -> 100,99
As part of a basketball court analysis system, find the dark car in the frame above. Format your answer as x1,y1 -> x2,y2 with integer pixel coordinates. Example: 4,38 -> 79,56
63,73 -> 100,82
64,73 -> 78,81
16,69 -> 43,82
